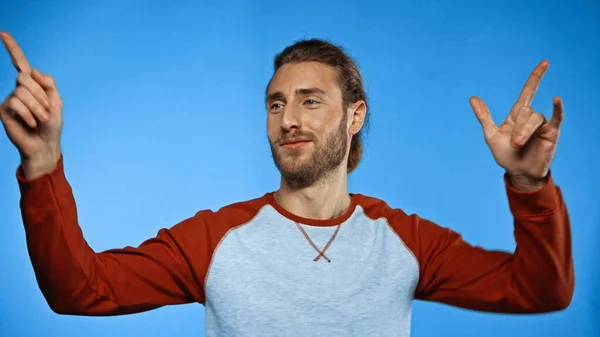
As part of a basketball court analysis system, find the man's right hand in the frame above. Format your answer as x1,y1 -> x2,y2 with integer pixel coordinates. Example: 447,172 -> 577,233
0,31 -> 63,180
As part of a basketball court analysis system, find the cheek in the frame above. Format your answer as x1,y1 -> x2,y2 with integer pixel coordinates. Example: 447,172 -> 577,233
312,111 -> 343,136
303,110 -> 332,134
266,115 -> 280,140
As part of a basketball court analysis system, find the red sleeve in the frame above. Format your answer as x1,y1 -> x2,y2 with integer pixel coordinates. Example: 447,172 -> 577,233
392,173 -> 574,313
17,156 -> 221,316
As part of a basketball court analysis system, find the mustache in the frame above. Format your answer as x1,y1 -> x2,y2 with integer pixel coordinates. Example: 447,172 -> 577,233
275,131 -> 314,145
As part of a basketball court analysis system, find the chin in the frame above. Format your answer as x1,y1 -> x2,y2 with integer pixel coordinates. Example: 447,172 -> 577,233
278,155 -> 310,170
279,148 -> 309,160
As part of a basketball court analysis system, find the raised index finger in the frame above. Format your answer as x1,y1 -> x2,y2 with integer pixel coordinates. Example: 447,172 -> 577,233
0,31 -> 32,73
515,60 -> 549,107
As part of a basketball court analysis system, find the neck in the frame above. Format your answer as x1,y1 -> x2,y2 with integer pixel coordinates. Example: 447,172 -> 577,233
275,166 -> 351,221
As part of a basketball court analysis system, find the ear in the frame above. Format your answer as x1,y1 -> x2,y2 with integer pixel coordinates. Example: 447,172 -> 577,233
347,100 -> 367,136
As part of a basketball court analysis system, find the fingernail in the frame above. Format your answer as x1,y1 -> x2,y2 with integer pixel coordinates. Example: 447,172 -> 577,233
43,97 -> 50,108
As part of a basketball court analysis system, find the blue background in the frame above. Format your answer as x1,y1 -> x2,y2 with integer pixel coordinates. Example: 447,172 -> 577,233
0,1 -> 598,336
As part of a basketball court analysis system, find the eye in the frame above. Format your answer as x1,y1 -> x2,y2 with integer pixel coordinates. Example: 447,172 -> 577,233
270,103 -> 284,111
304,99 -> 319,106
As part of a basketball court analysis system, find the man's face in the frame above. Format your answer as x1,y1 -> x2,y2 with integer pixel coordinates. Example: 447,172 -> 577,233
266,61 -> 349,188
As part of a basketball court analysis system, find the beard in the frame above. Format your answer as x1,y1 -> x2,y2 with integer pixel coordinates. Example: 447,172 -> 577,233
269,113 -> 348,189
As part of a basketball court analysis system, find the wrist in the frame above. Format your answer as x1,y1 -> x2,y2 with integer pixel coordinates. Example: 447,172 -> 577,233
21,146 -> 62,180
506,171 -> 549,192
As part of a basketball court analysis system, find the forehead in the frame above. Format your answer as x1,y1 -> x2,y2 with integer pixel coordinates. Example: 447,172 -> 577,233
267,61 -> 340,96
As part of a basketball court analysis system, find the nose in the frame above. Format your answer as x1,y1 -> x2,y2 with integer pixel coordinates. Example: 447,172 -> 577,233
280,103 -> 302,131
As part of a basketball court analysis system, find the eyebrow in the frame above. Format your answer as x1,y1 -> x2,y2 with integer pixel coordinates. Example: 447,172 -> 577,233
266,87 -> 327,103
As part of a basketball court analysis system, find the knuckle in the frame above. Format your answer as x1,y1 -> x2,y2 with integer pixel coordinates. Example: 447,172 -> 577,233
16,72 -> 31,84
14,86 -> 28,98
34,87 -> 47,99
14,108 -> 27,118
517,131 -> 526,140
518,106 -> 533,115
533,112 -> 545,121
20,109 -> 33,119
16,72 -> 26,84
6,96 -> 20,108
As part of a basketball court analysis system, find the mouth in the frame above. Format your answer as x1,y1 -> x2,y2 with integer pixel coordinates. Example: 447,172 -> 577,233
280,139 -> 311,150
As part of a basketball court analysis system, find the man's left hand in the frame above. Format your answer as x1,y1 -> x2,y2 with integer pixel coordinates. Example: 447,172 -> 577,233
469,60 -> 564,191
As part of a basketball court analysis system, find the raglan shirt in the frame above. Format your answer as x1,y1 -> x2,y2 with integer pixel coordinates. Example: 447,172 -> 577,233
17,156 -> 574,337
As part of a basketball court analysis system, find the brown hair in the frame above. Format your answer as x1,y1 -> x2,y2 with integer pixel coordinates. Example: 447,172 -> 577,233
269,39 -> 369,173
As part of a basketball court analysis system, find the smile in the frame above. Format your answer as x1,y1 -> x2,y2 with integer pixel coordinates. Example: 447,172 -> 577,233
281,140 -> 311,150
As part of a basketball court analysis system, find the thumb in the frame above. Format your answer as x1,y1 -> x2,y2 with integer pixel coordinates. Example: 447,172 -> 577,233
469,96 -> 496,140
31,69 -> 54,89
31,69 -> 62,109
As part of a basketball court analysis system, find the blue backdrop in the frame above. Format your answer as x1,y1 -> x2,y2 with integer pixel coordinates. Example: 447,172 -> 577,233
0,1 -> 598,336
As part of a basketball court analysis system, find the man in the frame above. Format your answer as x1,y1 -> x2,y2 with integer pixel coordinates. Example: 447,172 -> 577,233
0,31 -> 574,337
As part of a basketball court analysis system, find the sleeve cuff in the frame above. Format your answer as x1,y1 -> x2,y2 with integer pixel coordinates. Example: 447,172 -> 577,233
17,155 -> 68,213
504,171 -> 560,216
16,155 -> 64,184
